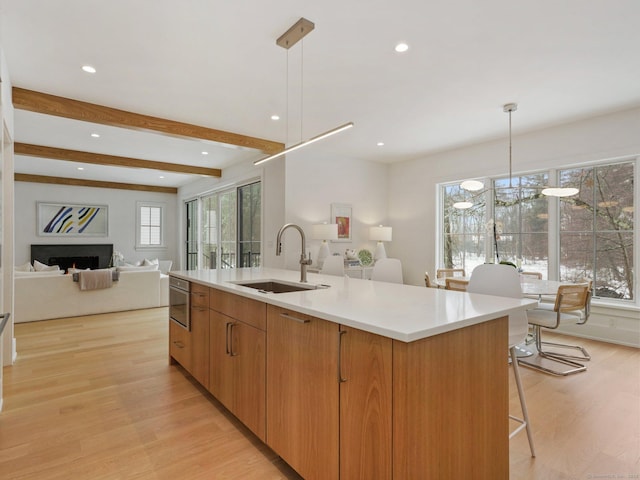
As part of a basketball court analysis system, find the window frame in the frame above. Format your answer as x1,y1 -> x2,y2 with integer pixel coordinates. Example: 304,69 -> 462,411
438,157 -> 637,305
136,201 -> 166,250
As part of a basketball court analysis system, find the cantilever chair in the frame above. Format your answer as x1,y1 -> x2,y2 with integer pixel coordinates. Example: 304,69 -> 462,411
444,277 -> 469,292
467,263 -> 535,457
436,268 -> 465,279
519,284 -> 591,376
520,271 -> 542,280
320,255 -> 345,276
371,258 -> 403,284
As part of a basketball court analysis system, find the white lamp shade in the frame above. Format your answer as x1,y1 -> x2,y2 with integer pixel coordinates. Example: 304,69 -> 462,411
312,223 -> 338,240
369,225 -> 392,242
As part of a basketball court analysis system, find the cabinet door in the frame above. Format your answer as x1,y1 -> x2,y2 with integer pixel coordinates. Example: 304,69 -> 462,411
231,320 -> 266,441
169,320 -> 191,371
190,304 -> 210,388
339,326 -> 393,480
266,305 -> 339,480
209,310 -> 235,410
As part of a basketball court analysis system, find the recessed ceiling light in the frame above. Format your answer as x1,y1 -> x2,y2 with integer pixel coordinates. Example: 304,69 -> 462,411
201,151 -> 209,155
82,65 -> 96,73
271,115 -> 280,121
91,133 -> 100,138
394,43 -> 409,53
377,142 -> 385,147
77,167 -> 85,171
159,175 -> 165,179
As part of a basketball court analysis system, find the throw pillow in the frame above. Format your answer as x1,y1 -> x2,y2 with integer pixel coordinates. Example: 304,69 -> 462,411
142,258 -> 159,267
15,262 -> 34,272
34,260 -> 61,272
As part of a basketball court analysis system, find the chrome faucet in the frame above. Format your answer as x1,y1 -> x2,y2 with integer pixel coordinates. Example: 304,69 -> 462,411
276,223 -> 312,283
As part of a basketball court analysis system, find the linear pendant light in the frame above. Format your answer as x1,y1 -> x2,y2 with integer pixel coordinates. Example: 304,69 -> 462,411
254,122 -> 354,165
255,18 -> 354,166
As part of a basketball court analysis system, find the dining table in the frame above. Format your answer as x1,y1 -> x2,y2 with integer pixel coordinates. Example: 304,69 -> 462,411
433,274 -> 577,357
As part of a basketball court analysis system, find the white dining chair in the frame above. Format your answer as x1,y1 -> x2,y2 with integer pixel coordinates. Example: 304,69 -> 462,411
467,263 -> 535,457
371,258 -> 403,284
320,255 -> 345,276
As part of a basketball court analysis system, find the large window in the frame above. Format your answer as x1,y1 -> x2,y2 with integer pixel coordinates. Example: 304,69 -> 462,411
186,181 -> 261,270
559,162 -> 634,300
440,160 -> 635,303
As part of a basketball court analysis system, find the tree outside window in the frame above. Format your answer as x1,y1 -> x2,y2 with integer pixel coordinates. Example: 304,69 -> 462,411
559,162 -> 634,300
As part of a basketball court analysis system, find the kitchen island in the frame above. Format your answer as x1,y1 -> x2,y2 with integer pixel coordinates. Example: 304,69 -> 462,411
169,267 -> 534,479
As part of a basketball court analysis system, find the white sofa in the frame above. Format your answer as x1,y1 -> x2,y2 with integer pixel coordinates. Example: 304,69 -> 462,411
14,270 -> 169,323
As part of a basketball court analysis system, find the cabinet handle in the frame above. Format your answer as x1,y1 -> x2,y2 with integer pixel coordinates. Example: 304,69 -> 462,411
229,323 -> 238,357
193,306 -> 207,312
338,330 -> 347,383
225,322 -> 232,355
173,341 -> 185,349
280,312 -> 310,324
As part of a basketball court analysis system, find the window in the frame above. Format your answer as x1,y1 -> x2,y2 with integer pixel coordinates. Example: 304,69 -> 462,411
185,181 -> 261,270
440,159 -> 635,303
137,202 -> 164,248
494,173 -> 549,277
559,162 -> 634,300
442,184 -> 487,272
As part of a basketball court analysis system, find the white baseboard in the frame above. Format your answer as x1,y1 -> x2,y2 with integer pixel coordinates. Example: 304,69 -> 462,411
556,304 -> 640,348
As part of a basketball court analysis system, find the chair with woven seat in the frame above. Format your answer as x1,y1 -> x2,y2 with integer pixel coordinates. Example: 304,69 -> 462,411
467,263 -> 535,457
519,283 -> 591,376
436,268 -> 465,279
520,271 -> 542,280
445,277 -> 469,291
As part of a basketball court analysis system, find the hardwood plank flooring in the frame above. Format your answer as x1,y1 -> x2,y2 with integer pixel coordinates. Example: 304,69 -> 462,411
1,308 -> 638,479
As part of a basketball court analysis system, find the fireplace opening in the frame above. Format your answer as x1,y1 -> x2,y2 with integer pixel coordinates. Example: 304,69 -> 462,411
48,256 -> 99,273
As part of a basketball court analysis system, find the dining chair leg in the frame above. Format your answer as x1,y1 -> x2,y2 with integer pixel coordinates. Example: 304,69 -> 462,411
509,346 -> 535,457
519,325 -> 587,376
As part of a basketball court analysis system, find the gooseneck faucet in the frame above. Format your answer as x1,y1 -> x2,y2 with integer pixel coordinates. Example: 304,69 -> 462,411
276,223 -> 312,283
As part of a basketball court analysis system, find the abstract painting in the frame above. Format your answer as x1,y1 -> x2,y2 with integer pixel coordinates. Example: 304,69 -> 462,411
37,202 -> 108,236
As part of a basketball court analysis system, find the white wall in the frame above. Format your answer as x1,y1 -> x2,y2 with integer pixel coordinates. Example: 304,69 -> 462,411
15,182 -> 179,267
388,106 -> 640,346
280,149 -> 389,271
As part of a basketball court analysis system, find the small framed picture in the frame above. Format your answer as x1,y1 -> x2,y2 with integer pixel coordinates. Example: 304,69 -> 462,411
331,203 -> 352,242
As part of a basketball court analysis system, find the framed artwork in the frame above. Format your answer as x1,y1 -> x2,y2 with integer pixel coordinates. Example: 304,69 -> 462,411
37,202 -> 108,237
331,203 -> 352,242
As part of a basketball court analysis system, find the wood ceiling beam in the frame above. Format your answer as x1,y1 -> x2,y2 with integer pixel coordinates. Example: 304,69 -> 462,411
12,87 -> 284,154
15,143 -> 222,177
15,173 -> 177,194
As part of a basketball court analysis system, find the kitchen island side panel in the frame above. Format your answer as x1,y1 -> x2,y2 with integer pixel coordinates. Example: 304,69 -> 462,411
393,316 -> 509,479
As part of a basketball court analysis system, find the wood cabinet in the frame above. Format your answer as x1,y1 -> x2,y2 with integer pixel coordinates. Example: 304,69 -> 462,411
392,317 -> 509,479
209,290 -> 266,441
339,325 -> 393,480
169,319 -> 191,370
170,281 -> 509,479
189,283 -> 210,388
266,305 -> 340,480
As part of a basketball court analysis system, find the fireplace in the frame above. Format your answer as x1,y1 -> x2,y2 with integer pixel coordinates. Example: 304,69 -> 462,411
31,244 -> 113,272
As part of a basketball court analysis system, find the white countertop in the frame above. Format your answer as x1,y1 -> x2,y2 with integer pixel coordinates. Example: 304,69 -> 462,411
170,268 -> 536,343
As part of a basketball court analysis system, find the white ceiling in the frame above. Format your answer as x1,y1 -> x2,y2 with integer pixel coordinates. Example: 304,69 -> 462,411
2,0 -> 640,188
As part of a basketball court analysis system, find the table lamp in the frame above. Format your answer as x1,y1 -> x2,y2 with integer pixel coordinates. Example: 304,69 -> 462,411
369,225 -> 392,262
312,223 -> 338,268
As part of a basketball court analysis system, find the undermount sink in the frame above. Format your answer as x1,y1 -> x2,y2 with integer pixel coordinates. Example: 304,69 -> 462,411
230,279 -> 329,294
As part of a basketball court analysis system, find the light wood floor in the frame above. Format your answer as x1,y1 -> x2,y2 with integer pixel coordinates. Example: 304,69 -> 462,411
0,309 -> 638,479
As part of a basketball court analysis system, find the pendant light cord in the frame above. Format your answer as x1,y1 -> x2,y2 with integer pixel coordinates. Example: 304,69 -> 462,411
508,108 -> 513,189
